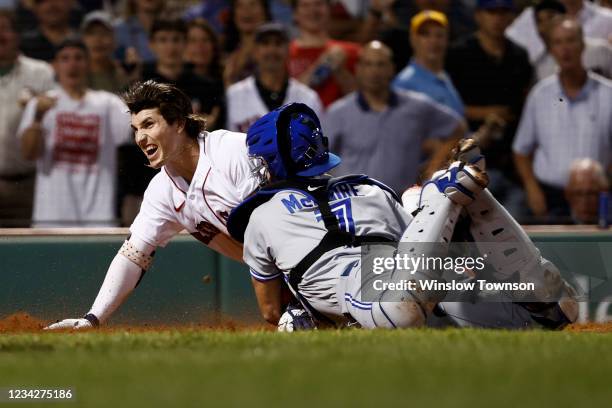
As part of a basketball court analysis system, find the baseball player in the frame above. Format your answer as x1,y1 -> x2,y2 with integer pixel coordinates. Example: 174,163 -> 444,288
46,81 -> 262,330
227,103 -> 578,330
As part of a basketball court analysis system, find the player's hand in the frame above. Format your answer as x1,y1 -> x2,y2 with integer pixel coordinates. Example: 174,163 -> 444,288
44,318 -> 93,330
277,304 -> 316,332
526,182 -> 547,216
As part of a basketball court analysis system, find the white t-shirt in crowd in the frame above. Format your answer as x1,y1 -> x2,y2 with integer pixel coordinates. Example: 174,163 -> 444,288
18,88 -> 132,227
226,76 -> 323,132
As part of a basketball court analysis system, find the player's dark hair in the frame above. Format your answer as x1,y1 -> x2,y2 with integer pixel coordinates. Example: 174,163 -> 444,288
0,8 -> 17,32
122,80 -> 206,140
150,17 -> 188,40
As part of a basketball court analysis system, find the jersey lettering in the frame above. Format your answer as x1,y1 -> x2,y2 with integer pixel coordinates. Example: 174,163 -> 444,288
195,220 -> 220,244
315,198 -> 355,234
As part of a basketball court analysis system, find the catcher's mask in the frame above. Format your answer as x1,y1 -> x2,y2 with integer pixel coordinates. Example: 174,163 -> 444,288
246,103 -> 341,183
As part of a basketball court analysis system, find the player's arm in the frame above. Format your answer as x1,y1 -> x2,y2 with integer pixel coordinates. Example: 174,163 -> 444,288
45,236 -> 155,330
251,275 -> 283,325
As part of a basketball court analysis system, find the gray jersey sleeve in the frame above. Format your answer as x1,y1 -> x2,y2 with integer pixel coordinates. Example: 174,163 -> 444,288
243,213 -> 283,282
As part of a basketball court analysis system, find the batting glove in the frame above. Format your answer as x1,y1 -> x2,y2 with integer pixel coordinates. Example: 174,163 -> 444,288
277,304 -> 316,332
44,314 -> 99,330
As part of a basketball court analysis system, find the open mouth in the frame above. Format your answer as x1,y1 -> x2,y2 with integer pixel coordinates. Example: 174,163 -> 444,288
144,145 -> 159,159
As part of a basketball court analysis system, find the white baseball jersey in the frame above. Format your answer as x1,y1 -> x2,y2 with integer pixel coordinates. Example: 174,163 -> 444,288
226,76 -> 324,132
17,88 -> 132,227
243,181 -> 412,316
130,130 -> 259,260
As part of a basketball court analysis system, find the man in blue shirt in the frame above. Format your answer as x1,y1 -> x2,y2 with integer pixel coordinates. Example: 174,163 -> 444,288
513,16 -> 611,221
393,10 -> 464,116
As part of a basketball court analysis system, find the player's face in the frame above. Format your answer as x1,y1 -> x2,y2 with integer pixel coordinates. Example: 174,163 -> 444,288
411,22 -> 448,64
131,108 -> 186,169
53,47 -> 88,90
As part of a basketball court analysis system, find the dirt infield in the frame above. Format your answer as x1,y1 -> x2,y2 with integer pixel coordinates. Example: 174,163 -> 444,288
2,312 -> 611,333
566,322 -> 612,333
0,312 -> 45,332
0,312 -> 271,333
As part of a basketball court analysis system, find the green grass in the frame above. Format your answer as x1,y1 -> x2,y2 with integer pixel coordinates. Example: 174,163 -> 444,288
1,329 -> 611,408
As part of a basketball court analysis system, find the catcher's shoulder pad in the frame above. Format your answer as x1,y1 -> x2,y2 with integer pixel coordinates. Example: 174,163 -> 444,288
226,174 -> 400,243
227,178 -> 328,243
327,174 -> 401,203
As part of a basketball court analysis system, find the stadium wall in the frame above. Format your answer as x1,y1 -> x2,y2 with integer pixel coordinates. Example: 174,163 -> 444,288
1,228 -> 611,325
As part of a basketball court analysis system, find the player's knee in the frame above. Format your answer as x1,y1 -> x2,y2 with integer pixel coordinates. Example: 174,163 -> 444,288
372,301 -> 426,329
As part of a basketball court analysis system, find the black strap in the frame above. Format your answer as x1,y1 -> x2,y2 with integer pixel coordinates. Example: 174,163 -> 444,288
287,183 -> 394,289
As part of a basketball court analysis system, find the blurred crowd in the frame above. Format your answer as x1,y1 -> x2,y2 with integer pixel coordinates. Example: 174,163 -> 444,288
0,0 -> 610,228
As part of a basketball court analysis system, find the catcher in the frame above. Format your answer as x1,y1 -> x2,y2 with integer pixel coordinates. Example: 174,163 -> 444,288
227,103 -> 578,330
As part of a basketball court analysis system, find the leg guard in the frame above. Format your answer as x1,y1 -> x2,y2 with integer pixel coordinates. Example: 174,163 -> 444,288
397,183 -> 465,312
466,189 -> 562,299
400,182 -> 463,245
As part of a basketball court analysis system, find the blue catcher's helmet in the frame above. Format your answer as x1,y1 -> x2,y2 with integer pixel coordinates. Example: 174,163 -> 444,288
246,103 -> 341,180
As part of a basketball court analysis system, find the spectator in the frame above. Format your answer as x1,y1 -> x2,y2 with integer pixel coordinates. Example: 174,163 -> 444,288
20,0 -> 76,62
18,38 -> 133,227
446,0 -> 533,216
0,9 -> 55,227
506,0 -> 612,65
370,0 -> 476,73
288,0 -> 359,107
184,18 -> 223,83
325,0 -> 370,41
509,1 -> 612,81
226,23 -> 323,132
565,158 -> 609,224
598,0 -> 612,10
114,0 -> 164,67
393,10 -> 464,116
513,18 -> 612,220
223,0 -> 271,86
325,41 -> 465,194
81,10 -> 130,94
183,0 -> 230,34
142,18 -> 225,131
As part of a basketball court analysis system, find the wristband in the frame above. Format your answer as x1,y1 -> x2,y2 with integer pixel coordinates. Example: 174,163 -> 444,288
83,313 -> 100,328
